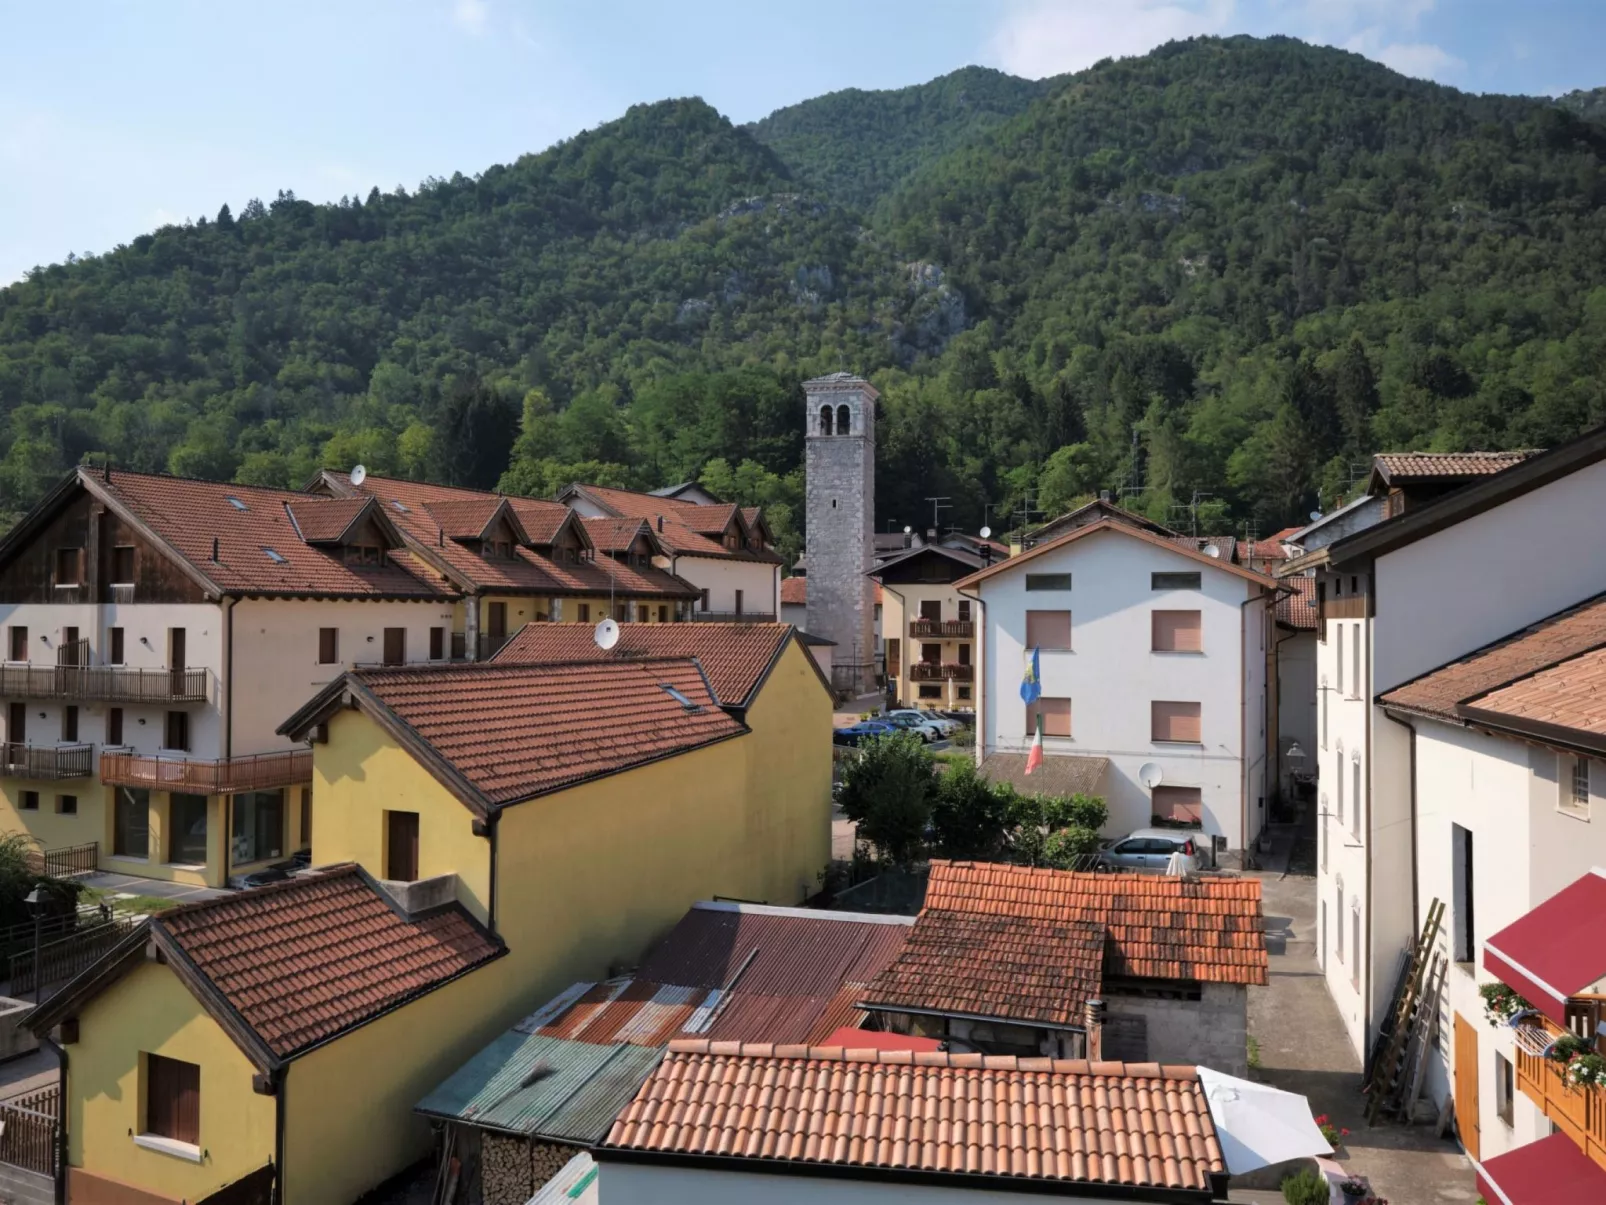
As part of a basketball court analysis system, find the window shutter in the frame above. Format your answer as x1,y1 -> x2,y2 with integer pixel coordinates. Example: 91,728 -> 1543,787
1151,610 -> 1202,652
1027,697 -> 1072,737
1152,785 -> 1203,824
1151,701 -> 1201,743
147,1054 -> 200,1145
1025,610 -> 1072,650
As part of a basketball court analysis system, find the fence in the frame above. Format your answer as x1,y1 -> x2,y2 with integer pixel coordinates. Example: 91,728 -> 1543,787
9,915 -> 143,998
0,1084 -> 59,1176
0,743 -> 93,780
100,749 -> 312,793
25,841 -> 97,879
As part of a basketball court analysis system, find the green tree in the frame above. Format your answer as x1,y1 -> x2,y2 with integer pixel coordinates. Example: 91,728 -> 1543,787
837,732 -> 935,866
929,759 -> 1011,859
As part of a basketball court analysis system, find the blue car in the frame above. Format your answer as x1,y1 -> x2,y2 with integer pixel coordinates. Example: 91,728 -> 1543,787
832,720 -> 897,747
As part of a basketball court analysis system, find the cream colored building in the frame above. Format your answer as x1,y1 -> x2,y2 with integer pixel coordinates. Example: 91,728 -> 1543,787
873,544 -> 985,711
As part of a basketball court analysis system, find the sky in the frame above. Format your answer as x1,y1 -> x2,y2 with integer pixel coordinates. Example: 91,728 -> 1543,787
2,0 -> 1603,285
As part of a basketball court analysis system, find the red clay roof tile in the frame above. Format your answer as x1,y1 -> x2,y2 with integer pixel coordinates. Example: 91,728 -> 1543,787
604,1042 -> 1224,1191
1276,577 -> 1318,630
350,658 -> 745,806
569,485 -> 783,564
779,577 -> 806,606
1373,450 -> 1538,483
158,864 -> 499,1059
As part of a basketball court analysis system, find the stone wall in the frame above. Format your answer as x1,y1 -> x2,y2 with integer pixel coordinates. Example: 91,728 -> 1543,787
803,374 -> 877,695
1107,983 -> 1249,1076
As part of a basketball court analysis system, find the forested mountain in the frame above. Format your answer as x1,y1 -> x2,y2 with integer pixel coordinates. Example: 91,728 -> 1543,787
1559,87 -> 1606,122
747,66 -> 1051,209
2,36 -> 1605,545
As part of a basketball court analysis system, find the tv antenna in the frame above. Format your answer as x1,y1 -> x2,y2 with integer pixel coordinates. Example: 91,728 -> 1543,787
924,496 -> 952,534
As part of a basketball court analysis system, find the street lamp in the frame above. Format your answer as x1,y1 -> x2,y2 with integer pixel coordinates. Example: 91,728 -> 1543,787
23,887 -> 42,1005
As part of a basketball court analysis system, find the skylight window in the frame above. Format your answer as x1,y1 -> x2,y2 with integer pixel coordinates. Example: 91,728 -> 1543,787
659,684 -> 702,712
226,496 -> 248,511
262,547 -> 287,564
391,500 -> 410,513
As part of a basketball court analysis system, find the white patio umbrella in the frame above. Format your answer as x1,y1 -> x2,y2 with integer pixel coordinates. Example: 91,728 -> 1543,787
1196,1067 -> 1334,1174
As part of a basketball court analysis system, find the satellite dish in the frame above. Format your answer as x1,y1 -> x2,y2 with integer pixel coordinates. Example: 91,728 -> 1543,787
1309,511 -> 1323,522
903,525 -> 912,534
1203,543 -> 1222,558
979,526 -> 992,539
1139,762 -> 1164,790
350,464 -> 368,487
594,617 -> 620,650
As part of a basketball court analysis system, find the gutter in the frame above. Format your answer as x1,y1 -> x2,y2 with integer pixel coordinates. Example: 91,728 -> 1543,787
273,1066 -> 287,1205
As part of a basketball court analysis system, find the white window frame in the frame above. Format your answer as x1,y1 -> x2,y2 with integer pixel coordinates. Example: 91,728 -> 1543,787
1560,755 -> 1592,820
1351,754 -> 1362,840
1336,625 -> 1345,696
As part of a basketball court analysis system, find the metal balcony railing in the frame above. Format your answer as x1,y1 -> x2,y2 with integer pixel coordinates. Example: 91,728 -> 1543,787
908,619 -> 974,638
0,743 -> 93,780
691,612 -> 777,624
0,663 -> 207,704
908,662 -> 974,682
100,749 -> 312,794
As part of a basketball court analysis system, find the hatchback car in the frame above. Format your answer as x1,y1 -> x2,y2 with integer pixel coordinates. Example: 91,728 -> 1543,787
831,720 -> 897,747
886,709 -> 960,737
881,712 -> 945,742
1096,828 -> 1203,872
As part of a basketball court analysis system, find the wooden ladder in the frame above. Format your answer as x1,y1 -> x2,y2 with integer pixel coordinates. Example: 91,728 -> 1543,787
1364,898 -> 1445,1124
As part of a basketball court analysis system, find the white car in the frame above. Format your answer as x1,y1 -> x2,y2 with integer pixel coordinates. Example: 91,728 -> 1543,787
885,709 -> 957,739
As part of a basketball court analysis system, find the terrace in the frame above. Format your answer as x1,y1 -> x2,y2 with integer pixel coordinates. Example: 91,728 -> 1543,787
100,749 -> 312,794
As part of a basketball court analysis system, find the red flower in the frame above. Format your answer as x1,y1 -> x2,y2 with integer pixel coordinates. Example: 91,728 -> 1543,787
1314,1114 -> 1329,1125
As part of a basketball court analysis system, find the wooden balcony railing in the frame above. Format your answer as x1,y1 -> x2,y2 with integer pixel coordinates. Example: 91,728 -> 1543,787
909,661 -> 974,682
0,743 -> 93,780
0,663 -> 207,704
1513,1012 -> 1606,1172
100,749 -> 312,794
908,619 -> 974,638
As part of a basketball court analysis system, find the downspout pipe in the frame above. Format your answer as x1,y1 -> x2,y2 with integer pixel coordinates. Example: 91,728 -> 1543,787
272,1065 -> 287,1205
1240,589 -> 1276,858
222,596 -> 235,888
956,586 -> 986,764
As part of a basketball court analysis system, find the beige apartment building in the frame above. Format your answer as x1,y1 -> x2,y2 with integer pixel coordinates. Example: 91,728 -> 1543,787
873,543 -> 985,710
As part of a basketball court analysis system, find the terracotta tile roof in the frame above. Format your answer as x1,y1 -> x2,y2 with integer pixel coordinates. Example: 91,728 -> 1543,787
1168,535 -> 1239,564
866,912 -> 1105,1027
1380,594 -> 1606,733
580,516 -> 654,554
1373,450 -> 1538,483
957,520 -> 1275,592
1247,527 -> 1302,562
90,470 -> 454,599
567,485 -> 783,564
1030,498 -> 1179,542
780,577 -> 806,606
680,502 -> 739,537
529,902 -> 913,1048
918,861 -> 1267,986
159,864 -> 499,1060
1276,577 -> 1318,630
604,1041 -> 1224,1192
350,658 -> 746,807
326,472 -> 697,599
1475,646 -> 1606,737
285,496 -> 370,543
489,621 -> 800,708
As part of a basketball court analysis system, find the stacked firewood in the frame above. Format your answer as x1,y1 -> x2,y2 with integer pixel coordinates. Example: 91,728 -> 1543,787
480,1134 -> 583,1205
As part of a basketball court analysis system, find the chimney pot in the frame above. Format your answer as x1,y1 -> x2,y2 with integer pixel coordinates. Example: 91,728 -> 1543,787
657,515 -> 664,533
1084,998 -> 1106,1060
1099,490 -> 1110,503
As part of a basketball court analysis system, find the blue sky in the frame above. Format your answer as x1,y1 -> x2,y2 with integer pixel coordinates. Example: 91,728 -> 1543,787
2,0 -> 1602,285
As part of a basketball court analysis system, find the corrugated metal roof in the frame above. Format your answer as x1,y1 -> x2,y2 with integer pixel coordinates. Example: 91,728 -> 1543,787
414,1032 -> 661,1143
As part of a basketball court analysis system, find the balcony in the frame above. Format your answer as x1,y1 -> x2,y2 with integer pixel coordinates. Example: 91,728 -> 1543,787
100,749 -> 312,794
0,663 -> 207,705
0,743 -> 93,780
1513,1010 -> 1606,1171
691,612 -> 777,624
908,618 -> 973,639
909,661 -> 973,682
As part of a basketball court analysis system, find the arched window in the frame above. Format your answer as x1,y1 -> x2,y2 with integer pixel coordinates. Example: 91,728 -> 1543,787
836,404 -> 851,434
819,405 -> 833,436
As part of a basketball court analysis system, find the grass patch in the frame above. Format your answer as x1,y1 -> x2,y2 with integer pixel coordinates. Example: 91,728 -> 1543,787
81,887 -> 181,914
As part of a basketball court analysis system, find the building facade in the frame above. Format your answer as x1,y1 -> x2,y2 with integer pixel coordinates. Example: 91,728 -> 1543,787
959,519 -> 1274,857
874,543 -> 984,712
803,373 -> 877,695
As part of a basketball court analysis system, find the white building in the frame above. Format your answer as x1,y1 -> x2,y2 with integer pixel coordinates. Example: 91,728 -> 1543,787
1279,426 -> 1606,1062
1375,594 -> 1606,1182
956,517 -> 1275,858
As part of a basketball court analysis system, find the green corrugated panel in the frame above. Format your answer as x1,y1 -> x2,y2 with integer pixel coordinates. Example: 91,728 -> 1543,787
415,1032 -> 661,1144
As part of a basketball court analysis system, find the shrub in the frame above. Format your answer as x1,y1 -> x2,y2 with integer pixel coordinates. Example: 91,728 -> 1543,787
0,831 -> 78,930
929,758 -> 1010,859
1479,982 -> 1532,1026
836,732 -> 936,866
1281,1168 -> 1330,1205
1043,825 -> 1102,869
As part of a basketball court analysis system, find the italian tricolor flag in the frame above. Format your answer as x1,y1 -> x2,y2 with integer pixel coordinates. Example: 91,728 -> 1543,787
1025,713 -> 1043,775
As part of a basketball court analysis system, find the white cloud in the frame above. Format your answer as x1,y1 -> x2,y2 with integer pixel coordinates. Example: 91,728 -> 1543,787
452,0 -> 489,35
151,207 -> 182,227
1343,26 -> 1463,82
988,0 -> 1238,79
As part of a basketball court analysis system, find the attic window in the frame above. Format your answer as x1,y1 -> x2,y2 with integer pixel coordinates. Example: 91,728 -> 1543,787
262,547 -> 287,564
390,500 -> 410,513
226,496 -> 248,511
659,684 -> 702,713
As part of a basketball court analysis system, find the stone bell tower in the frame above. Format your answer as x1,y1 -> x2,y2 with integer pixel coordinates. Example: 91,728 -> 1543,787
803,372 -> 877,695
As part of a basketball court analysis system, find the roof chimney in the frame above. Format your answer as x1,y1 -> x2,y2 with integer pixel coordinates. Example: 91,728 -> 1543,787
657,515 -> 664,533
211,537 -> 219,562
1099,490 -> 1111,503
103,460 -> 112,482
1084,998 -> 1106,1060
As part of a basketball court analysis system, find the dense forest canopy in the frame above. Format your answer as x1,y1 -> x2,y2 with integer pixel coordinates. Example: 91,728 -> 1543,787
2,35 -> 1604,546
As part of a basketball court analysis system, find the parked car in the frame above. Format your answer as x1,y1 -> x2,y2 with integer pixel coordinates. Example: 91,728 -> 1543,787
832,721 -> 897,747
1095,828 -> 1203,873
881,712 -> 946,742
886,709 -> 961,737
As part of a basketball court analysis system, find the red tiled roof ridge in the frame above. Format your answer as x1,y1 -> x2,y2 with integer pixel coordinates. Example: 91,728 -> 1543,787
352,654 -> 711,679
661,1038 -> 1200,1079
158,861 -> 364,922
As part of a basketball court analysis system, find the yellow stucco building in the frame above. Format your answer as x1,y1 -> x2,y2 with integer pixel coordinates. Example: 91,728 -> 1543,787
29,624 -> 832,1204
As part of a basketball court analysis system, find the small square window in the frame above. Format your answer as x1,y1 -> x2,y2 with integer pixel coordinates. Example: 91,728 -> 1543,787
55,548 -> 82,586
1025,573 -> 1072,591
19,791 -> 38,812
1562,756 -> 1592,819
917,685 -> 942,699
145,1053 -> 200,1145
1152,572 -> 1202,590
111,546 -> 136,584
1495,1051 -> 1514,1125
317,628 -> 338,665
56,794 -> 77,816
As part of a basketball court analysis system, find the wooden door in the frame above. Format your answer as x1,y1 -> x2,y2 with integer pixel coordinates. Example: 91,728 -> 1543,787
7,702 -> 24,752
920,600 -> 942,622
168,627 -> 186,695
1454,1012 -> 1480,1159
386,811 -> 419,882
486,602 -> 507,640
383,628 -> 405,666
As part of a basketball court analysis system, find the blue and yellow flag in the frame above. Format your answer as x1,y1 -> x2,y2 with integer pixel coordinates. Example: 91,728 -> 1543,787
1019,646 -> 1041,705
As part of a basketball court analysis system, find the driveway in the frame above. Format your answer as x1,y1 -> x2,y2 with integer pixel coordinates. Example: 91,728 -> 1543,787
1230,822 -> 1476,1204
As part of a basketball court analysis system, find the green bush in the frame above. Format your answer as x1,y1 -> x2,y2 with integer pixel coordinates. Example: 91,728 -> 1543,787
1281,1168 -> 1331,1205
929,758 -> 1011,859
1043,825 -> 1102,869
836,732 -> 936,866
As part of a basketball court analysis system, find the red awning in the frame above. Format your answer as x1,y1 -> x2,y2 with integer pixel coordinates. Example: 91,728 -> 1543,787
820,1027 -> 943,1052
1476,1132 -> 1606,1204
1483,867 -> 1606,1025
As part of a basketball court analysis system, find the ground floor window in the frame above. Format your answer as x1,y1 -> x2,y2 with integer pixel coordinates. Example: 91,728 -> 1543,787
232,790 -> 285,865
918,685 -> 941,699
168,793 -> 208,865
115,787 -> 149,859
56,794 -> 76,815
144,1053 -> 199,1145
19,791 -> 37,811
1496,1051 -> 1514,1125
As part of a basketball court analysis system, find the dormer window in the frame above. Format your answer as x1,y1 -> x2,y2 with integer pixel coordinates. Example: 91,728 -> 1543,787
342,546 -> 384,567
724,532 -> 740,550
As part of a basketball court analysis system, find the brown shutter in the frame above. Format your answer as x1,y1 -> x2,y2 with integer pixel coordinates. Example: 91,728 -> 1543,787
886,639 -> 901,675
387,811 -> 419,881
383,628 -> 405,665
1027,697 -> 1072,737
1152,786 -> 1203,824
1025,610 -> 1072,650
1151,610 -> 1202,652
107,707 -> 123,746
1151,701 -> 1201,743
429,627 -> 444,660
318,628 -> 338,664
147,1054 -> 200,1145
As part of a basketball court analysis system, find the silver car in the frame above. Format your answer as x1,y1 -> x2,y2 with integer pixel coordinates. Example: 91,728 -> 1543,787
886,709 -> 959,737
1097,828 -> 1203,872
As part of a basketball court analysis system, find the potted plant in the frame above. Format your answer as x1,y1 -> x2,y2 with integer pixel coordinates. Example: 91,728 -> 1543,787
1548,1033 -> 1592,1065
1567,1052 -> 1606,1088
1314,1113 -> 1351,1150
1337,1177 -> 1369,1204
1480,982 -> 1533,1027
